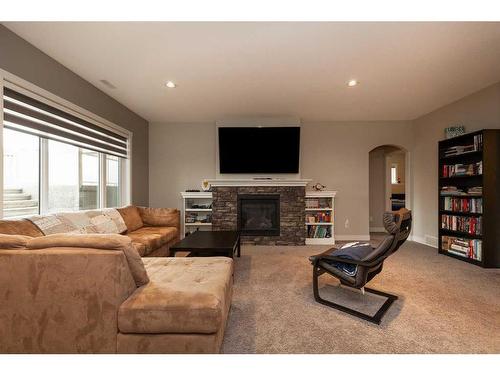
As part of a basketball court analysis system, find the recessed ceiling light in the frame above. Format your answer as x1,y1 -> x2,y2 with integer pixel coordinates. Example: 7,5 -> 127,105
347,79 -> 358,87
166,81 -> 176,88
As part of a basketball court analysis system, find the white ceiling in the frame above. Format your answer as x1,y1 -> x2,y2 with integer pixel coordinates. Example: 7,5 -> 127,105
5,22 -> 500,123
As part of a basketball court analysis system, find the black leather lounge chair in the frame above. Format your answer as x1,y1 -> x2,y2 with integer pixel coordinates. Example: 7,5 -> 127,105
310,208 -> 412,324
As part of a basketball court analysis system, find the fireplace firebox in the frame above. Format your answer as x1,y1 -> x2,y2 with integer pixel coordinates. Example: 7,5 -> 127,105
237,194 -> 280,236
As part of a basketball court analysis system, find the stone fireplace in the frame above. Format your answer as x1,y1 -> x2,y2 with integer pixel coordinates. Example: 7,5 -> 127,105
211,181 -> 307,245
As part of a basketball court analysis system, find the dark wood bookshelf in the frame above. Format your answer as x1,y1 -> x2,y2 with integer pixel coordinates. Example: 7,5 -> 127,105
439,229 -> 482,240
439,150 -> 482,160
439,210 -> 482,217
438,129 -> 500,268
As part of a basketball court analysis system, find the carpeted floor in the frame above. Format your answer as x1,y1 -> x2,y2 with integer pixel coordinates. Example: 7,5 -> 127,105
221,239 -> 500,353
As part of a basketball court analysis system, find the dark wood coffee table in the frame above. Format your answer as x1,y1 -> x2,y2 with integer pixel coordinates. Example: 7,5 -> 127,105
169,231 -> 241,258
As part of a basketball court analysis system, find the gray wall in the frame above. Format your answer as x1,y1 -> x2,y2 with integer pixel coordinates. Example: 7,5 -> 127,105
0,25 -> 149,205
412,82 -> 500,245
149,121 -> 414,239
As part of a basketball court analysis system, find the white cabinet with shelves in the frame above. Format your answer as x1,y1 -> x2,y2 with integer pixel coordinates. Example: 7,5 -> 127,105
180,191 -> 213,238
305,191 -> 336,245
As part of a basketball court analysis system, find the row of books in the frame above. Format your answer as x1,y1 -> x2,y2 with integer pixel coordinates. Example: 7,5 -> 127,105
306,212 -> 332,223
307,225 -> 331,238
442,197 -> 483,213
442,161 -> 482,177
442,134 -> 483,157
305,198 -> 331,209
440,186 -> 482,196
441,235 -> 482,261
441,214 -> 482,235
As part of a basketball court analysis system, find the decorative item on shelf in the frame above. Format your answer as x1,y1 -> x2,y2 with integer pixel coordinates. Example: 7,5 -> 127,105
445,126 -> 465,139
312,183 -> 326,191
191,203 -> 212,209
201,179 -> 211,192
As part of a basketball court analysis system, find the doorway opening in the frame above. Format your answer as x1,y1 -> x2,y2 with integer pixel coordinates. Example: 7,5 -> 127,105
369,145 -> 409,238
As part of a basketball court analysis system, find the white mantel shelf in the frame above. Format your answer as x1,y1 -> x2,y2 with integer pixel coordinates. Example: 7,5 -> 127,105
205,179 -> 312,187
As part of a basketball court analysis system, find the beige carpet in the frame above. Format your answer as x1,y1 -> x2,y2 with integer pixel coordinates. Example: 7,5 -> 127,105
221,240 -> 500,353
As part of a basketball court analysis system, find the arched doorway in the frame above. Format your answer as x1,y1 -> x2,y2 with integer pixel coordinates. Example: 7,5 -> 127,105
369,145 -> 409,237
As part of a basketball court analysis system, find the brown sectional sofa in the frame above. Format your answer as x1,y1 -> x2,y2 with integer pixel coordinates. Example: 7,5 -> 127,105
0,205 -> 180,257
0,206 -> 233,354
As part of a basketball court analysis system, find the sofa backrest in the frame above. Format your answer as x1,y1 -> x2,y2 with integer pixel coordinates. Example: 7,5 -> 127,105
0,206 -> 181,238
0,247 -> 137,353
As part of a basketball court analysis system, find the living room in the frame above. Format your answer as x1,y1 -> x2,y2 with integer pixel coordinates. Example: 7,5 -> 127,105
1,1 -> 499,373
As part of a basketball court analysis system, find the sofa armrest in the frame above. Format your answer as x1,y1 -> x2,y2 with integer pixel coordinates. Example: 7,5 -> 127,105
0,234 -> 33,249
138,207 -> 180,230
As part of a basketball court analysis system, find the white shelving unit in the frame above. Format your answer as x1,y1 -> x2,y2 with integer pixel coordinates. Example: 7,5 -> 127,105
305,190 -> 336,245
180,191 -> 213,239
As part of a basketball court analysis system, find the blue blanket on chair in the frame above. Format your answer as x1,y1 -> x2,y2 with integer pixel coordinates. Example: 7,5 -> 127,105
325,242 -> 373,277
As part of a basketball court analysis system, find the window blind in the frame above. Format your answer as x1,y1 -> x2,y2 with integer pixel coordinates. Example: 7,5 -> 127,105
3,87 -> 128,158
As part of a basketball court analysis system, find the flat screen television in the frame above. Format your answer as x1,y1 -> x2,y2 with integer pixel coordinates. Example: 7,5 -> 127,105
218,127 -> 300,174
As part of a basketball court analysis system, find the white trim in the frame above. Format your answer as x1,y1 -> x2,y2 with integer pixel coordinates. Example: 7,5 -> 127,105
39,138 -> 49,214
336,235 -> 371,241
206,178 -> 311,187
305,190 -> 337,198
124,134 -> 132,205
369,227 -> 386,232
99,153 -> 107,208
410,234 -> 438,249
181,191 -> 213,199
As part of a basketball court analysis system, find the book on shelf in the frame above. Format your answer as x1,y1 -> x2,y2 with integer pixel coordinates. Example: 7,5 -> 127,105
442,161 -> 482,177
440,186 -> 482,196
441,235 -> 482,261
306,212 -> 332,223
442,197 -> 482,213
305,198 -> 331,209
442,134 -> 483,156
307,225 -> 331,238
441,214 -> 482,235
467,186 -> 482,195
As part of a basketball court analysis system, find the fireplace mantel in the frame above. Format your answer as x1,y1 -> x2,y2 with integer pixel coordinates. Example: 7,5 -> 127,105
206,178 -> 312,187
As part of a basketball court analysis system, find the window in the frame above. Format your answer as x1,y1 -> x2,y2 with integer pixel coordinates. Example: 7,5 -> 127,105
2,83 -> 130,218
106,155 -> 121,208
2,129 -> 40,218
391,165 -> 398,184
47,140 -> 100,213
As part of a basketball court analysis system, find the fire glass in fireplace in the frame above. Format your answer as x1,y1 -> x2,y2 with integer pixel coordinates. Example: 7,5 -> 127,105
237,194 -> 280,236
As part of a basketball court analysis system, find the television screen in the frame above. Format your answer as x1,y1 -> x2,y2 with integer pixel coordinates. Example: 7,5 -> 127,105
218,127 -> 300,173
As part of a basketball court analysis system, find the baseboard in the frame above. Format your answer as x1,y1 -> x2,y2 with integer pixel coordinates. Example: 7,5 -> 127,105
336,235 -> 371,241
410,234 -> 438,249
369,227 -> 386,232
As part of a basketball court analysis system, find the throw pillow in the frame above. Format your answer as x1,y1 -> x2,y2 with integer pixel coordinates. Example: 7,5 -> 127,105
117,206 -> 144,232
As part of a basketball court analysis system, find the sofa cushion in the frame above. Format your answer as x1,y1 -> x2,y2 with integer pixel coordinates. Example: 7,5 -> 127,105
117,206 -> 144,232
0,219 -> 44,237
28,209 -> 127,235
138,207 -> 179,227
125,227 -> 178,256
118,257 -> 233,334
